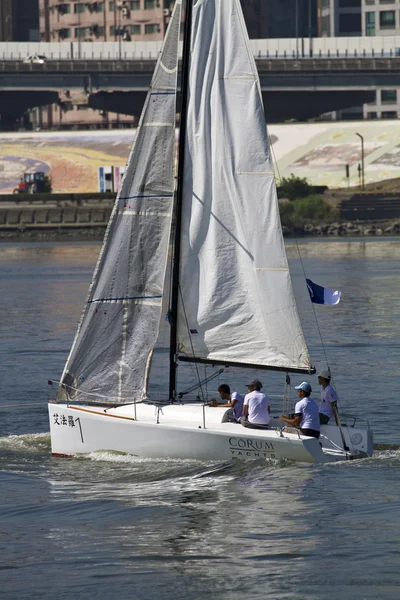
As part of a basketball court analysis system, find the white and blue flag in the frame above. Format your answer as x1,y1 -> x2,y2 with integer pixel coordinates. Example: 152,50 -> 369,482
306,279 -> 341,305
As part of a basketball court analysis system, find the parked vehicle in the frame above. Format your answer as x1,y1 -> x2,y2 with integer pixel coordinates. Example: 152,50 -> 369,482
13,172 -> 51,194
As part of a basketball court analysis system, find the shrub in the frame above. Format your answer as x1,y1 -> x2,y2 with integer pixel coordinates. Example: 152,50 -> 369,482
277,174 -> 312,201
279,195 -> 338,227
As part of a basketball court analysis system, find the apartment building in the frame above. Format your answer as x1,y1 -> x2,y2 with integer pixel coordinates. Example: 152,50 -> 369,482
39,0 -> 174,43
317,0 -> 400,120
362,0 -> 400,37
360,0 -> 400,118
318,0 -> 362,37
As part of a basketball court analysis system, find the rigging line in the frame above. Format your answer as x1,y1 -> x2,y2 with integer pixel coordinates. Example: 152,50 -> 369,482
178,368 -> 225,398
177,281 -> 208,404
294,239 -> 330,369
293,241 -> 348,415
267,126 -> 282,184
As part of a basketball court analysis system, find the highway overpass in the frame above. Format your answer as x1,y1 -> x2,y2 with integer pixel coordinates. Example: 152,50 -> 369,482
1,56 -> 398,127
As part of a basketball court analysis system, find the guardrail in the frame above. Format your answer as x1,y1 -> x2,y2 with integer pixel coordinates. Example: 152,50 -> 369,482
1,36 -> 400,62
1,57 -> 400,74
341,193 -> 400,221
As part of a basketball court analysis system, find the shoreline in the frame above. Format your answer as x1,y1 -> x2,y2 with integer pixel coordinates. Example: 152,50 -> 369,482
1,220 -> 399,243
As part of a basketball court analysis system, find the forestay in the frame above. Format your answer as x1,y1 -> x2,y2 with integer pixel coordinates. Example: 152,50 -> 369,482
57,0 -> 182,404
177,0 -> 311,372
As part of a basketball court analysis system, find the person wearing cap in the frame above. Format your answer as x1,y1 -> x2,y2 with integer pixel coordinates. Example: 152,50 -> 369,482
240,379 -> 271,429
280,382 -> 320,439
318,370 -> 339,425
209,384 -> 244,423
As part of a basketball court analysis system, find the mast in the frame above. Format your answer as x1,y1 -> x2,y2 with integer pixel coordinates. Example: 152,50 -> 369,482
169,0 -> 193,401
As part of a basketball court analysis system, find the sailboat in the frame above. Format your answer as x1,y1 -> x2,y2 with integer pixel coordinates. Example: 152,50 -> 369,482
48,0 -> 373,464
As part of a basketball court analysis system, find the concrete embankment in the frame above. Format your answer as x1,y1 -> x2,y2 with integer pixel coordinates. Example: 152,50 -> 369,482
1,193 -> 400,242
0,194 -> 114,241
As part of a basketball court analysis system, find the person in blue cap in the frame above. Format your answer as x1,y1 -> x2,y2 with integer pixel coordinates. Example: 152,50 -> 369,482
280,381 -> 320,439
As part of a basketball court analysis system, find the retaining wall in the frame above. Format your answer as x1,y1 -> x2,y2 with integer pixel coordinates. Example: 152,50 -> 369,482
0,205 -> 112,230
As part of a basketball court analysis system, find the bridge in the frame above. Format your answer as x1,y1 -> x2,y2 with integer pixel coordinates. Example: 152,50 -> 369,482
1,55 -> 399,126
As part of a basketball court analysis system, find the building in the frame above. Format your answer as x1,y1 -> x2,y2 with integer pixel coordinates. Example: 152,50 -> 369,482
362,0 -> 400,37
317,0 -> 400,120
0,0 -> 39,41
39,1 -> 175,43
318,0 -> 362,37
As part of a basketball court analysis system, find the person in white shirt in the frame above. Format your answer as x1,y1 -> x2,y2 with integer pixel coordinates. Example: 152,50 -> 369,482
318,369 -> 339,425
280,381 -> 320,439
240,379 -> 271,429
209,384 -> 244,423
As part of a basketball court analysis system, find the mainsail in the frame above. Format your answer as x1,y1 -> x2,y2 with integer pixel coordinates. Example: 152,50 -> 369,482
57,0 -> 182,403
177,0 -> 311,372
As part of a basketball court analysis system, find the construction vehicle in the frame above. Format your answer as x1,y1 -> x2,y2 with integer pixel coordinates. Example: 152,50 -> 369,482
13,172 -> 51,194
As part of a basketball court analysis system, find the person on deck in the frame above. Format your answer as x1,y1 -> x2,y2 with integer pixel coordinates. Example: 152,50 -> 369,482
280,381 -> 320,439
240,379 -> 271,429
318,370 -> 339,425
209,384 -> 244,423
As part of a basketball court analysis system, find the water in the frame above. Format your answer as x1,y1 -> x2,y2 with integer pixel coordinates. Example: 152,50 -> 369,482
1,239 -> 400,600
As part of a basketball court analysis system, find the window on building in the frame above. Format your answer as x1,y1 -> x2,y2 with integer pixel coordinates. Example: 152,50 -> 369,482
380,10 -> 396,27
109,1 -> 115,10
58,28 -> 72,39
339,13 -> 361,33
381,89 -> 397,103
338,0 -> 360,7
75,27 -> 90,38
365,0 -> 375,5
382,111 -> 397,118
145,23 -> 159,33
129,1 -> 141,8
145,0 -> 157,9
321,0 -> 330,7
321,15 -> 331,36
57,4 -> 71,14
365,11 -> 376,34
74,3 -> 86,14
127,24 -> 141,34
367,112 -> 378,119
379,0 -> 395,4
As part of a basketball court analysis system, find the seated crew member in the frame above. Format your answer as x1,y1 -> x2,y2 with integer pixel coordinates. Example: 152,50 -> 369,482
280,381 -> 320,439
209,383 -> 244,423
240,379 -> 271,429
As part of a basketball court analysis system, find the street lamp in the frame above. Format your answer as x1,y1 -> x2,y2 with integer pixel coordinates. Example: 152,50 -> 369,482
356,132 -> 365,191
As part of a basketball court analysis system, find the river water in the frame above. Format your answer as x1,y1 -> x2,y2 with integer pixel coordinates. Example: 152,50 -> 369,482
1,238 -> 400,600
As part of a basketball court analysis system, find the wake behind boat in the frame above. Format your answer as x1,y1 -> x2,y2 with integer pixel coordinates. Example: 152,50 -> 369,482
48,0 -> 373,464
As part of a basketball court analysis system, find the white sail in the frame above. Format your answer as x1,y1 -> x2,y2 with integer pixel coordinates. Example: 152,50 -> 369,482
177,0 -> 311,372
57,0 -> 182,403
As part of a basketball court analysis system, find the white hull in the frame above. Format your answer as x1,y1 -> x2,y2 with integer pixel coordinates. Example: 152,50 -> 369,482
48,402 -> 373,464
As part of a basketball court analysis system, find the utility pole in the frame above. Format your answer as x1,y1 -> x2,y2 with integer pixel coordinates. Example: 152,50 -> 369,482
356,132 -> 365,191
